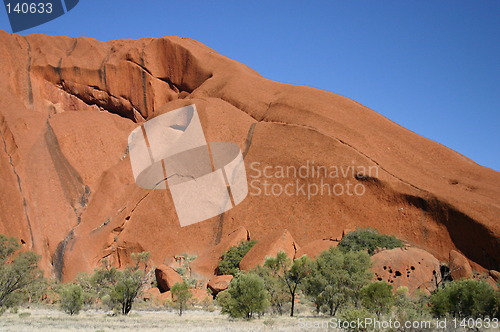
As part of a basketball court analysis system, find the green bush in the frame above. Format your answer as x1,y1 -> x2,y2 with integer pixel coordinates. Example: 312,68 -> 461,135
217,240 -> 256,276
59,283 -> 83,315
170,281 -> 192,316
253,265 -> 289,315
107,267 -> 145,315
338,228 -> 403,255
260,252 -> 312,317
430,279 -> 498,319
218,272 -> 269,319
0,234 -> 44,312
338,307 -> 375,332
360,281 -> 394,318
302,247 -> 372,316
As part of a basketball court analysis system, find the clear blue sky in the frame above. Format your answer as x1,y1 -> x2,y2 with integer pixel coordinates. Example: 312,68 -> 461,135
1,1 -> 499,171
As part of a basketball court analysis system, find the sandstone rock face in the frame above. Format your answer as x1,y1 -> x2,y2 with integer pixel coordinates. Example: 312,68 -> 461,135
207,275 -> 233,296
143,287 -> 161,301
489,270 -> 500,282
239,229 -> 299,271
371,248 -> 441,294
154,265 -> 184,292
295,239 -> 339,259
191,226 -> 249,278
0,32 -> 498,281
189,288 -> 212,303
449,250 -> 473,280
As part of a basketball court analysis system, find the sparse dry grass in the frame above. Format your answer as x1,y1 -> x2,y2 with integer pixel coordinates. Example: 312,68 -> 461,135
0,306 -> 338,332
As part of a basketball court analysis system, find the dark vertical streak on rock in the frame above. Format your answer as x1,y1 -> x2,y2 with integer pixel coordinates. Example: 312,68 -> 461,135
99,46 -> 113,90
243,122 -> 257,159
67,39 -> 78,56
53,230 -> 74,281
214,213 -> 224,245
45,121 -> 86,210
0,120 -> 35,248
26,40 -> 33,107
140,46 -> 148,117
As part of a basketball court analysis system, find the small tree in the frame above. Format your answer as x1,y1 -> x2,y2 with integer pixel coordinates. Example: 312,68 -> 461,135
59,283 -> 83,315
303,247 -> 372,316
253,265 -> 289,315
218,273 -> 269,319
263,252 -> 312,317
108,267 -> 145,315
171,281 -> 192,316
218,240 -> 256,276
131,251 -> 150,271
339,228 -> 403,255
360,281 -> 394,318
430,279 -> 498,319
0,234 -> 44,312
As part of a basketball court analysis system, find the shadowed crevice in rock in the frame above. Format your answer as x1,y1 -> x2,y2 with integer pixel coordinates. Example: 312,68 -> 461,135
56,81 -> 143,122
403,194 -> 499,270
126,58 -> 195,95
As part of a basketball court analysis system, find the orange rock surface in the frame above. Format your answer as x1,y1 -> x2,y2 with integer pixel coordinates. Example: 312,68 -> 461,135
207,275 -> 233,296
371,247 -> 441,294
239,229 -> 299,271
154,264 -> 183,292
449,250 -> 473,280
295,239 -> 339,259
0,31 -> 498,282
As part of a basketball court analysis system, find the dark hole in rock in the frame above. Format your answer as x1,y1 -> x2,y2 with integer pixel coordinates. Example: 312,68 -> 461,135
377,277 -> 382,281
21,239 -> 26,244
395,271 -> 402,277
410,266 -> 415,270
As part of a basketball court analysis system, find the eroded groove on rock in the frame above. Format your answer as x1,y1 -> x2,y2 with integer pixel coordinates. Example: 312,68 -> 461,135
0,117 -> 35,247
45,122 -> 87,211
56,81 -> 141,122
53,229 -> 74,281
242,122 -> 257,159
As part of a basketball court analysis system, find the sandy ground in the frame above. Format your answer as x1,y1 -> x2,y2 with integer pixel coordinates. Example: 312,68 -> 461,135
0,308 -> 339,332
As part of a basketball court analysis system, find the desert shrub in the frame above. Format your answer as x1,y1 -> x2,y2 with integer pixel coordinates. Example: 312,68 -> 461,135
338,307 -> 375,332
360,281 -> 394,318
259,252 -> 312,317
0,234 -> 44,313
339,228 -> 403,255
218,272 -> 269,319
75,265 -> 120,306
393,287 -> 432,330
173,254 -> 198,287
430,279 -> 499,319
217,240 -> 256,276
107,267 -> 145,315
76,252 -> 150,315
170,281 -> 192,316
59,283 -> 83,315
302,247 -> 372,316
253,265 -> 289,315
